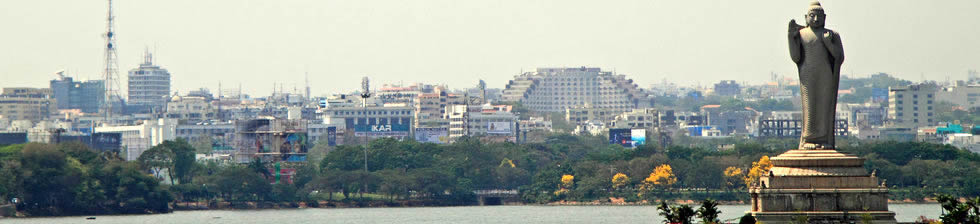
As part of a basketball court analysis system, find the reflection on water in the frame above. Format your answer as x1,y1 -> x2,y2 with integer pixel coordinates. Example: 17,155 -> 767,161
2,204 -> 941,224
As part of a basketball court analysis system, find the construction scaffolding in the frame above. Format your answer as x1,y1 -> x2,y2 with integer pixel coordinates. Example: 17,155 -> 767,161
758,119 -> 848,138
234,118 -> 308,163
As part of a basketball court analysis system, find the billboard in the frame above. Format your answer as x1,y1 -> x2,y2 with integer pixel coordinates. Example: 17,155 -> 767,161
91,133 -> 122,151
609,128 -> 632,147
631,129 -> 647,147
415,127 -> 449,144
326,127 -> 337,146
354,124 -> 410,137
487,122 -> 513,134
0,133 -> 27,145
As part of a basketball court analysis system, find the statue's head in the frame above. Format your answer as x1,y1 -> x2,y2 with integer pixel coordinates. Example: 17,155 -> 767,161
805,1 -> 826,29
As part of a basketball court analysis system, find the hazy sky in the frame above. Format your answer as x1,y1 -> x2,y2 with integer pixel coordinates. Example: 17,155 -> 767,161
2,0 -> 978,97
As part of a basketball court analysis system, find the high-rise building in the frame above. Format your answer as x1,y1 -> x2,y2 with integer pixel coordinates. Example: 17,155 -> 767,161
50,76 -> 105,114
318,94 -> 414,139
502,67 -> 650,113
888,84 -> 937,128
713,80 -> 741,96
0,88 -> 56,122
127,51 -> 171,111
414,86 -> 465,128
935,82 -> 980,109
447,104 -> 518,142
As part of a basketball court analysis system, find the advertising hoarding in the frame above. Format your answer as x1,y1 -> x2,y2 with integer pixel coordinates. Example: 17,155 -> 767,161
630,129 -> 646,147
326,127 -> 337,146
0,133 -> 27,145
354,124 -> 410,137
415,127 -> 449,144
487,122 -> 513,134
609,128 -> 632,147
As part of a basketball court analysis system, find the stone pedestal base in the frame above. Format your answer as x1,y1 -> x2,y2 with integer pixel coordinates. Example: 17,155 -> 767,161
750,150 -> 897,224
752,211 -> 896,224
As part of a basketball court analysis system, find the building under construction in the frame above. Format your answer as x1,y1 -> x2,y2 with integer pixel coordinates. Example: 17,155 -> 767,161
233,117 -> 308,163
758,119 -> 848,138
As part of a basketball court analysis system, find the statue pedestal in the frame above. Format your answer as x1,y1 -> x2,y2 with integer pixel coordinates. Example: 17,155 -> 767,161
750,150 -> 897,224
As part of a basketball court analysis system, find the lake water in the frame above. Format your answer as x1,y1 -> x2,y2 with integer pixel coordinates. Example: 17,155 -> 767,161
2,204 -> 940,224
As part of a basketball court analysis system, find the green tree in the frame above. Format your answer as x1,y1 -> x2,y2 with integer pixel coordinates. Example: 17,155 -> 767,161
658,201 -> 696,224
213,166 -> 272,201
696,199 -> 722,224
138,144 -> 176,184
166,139 -> 198,184
935,194 -> 980,224
98,161 -> 173,213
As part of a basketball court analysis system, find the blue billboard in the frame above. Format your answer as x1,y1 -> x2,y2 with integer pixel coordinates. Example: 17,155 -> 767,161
630,129 -> 647,147
354,124 -> 410,137
609,128 -> 632,147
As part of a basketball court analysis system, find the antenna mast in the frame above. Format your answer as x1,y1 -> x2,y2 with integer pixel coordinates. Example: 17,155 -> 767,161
102,0 -> 120,122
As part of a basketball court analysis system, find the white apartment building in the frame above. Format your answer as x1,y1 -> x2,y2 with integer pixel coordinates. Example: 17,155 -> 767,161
166,95 -> 214,122
502,67 -> 650,113
610,108 -> 659,130
414,87 -> 464,128
447,104 -> 518,141
95,118 -> 177,161
888,84 -> 937,128
128,52 -> 171,108
318,94 -> 414,137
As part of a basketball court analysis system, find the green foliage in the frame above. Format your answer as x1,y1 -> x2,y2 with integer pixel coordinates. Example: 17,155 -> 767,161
658,201 -> 696,224
2,142 -> 171,216
696,199 -> 721,224
837,141 -> 980,192
138,139 -> 198,185
837,73 -> 913,104
738,213 -> 756,224
935,193 -> 980,224
934,101 -> 980,125
212,166 -> 272,201
719,98 -> 795,112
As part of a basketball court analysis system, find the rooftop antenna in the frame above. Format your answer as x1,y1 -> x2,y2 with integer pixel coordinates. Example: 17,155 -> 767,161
305,71 -> 311,101
101,0 -> 120,122
218,81 -> 223,121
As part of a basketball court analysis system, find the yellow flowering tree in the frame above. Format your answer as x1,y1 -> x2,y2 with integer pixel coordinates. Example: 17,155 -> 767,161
646,164 -> 677,187
555,174 -> 574,197
639,164 -> 677,198
723,166 -> 744,190
611,173 -> 629,190
561,174 -> 575,189
743,156 -> 773,188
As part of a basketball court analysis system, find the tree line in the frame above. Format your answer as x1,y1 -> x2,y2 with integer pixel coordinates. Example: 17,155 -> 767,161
3,133 -> 980,216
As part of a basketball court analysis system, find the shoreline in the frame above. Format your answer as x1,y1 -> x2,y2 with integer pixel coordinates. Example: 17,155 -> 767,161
1,200 -> 943,218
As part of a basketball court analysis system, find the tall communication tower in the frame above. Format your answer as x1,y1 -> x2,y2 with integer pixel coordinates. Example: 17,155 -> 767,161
102,0 -> 120,121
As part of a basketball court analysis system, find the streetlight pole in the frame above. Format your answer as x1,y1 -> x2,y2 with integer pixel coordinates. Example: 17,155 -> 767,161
360,77 -> 371,173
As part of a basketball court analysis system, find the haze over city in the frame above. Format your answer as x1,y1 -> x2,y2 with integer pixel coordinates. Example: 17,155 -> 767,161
2,0 -> 978,95
5,1 -> 980,222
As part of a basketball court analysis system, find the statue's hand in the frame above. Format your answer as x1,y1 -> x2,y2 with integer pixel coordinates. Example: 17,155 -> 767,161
788,20 -> 803,38
821,30 -> 836,44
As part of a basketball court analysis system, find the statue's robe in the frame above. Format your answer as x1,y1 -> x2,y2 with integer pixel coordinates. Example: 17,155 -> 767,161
789,27 -> 844,149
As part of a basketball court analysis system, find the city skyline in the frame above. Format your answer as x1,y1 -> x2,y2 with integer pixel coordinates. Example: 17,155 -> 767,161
2,0 -> 978,96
